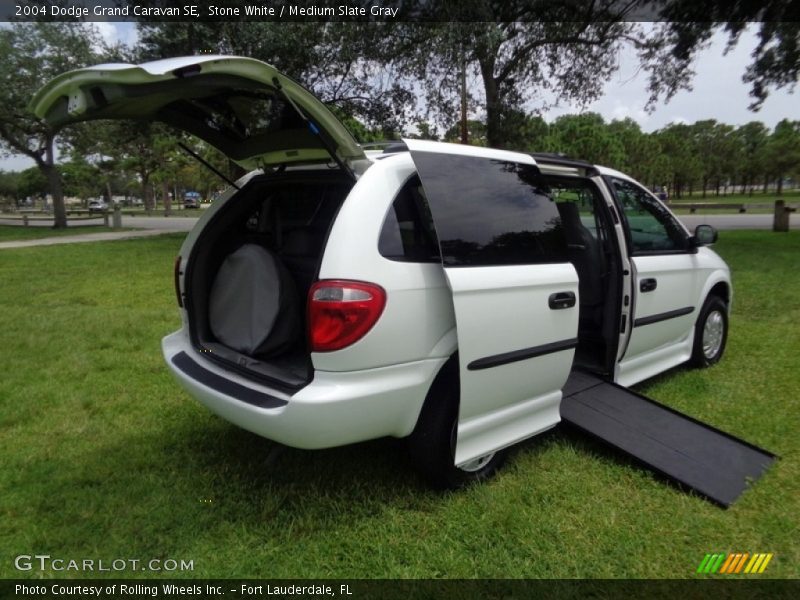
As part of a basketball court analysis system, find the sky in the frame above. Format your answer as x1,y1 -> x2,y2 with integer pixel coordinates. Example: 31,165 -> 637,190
1,21 -> 796,171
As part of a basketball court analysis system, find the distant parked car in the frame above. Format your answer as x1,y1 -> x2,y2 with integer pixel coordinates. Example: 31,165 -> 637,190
184,192 -> 201,209
88,200 -> 108,213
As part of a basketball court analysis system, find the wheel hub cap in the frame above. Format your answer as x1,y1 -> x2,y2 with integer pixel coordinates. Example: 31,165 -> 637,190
459,453 -> 495,473
702,310 -> 724,359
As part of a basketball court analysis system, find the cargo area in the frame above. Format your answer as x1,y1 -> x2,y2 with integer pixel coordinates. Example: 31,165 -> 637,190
183,170 -> 353,391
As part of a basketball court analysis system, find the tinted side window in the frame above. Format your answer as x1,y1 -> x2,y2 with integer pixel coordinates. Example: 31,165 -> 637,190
411,153 -> 566,266
379,176 -> 440,262
612,178 -> 686,253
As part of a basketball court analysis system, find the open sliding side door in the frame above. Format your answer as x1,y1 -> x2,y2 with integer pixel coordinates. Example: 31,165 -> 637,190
405,140 -> 579,465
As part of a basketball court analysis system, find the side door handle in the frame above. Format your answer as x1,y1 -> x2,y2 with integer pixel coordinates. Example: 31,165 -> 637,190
640,278 -> 658,293
549,291 -> 576,310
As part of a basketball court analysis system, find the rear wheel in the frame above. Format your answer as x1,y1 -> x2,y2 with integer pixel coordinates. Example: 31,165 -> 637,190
408,356 -> 506,489
690,295 -> 728,367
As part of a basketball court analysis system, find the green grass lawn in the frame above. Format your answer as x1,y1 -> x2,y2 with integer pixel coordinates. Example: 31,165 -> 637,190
0,232 -> 798,579
0,224 -> 134,242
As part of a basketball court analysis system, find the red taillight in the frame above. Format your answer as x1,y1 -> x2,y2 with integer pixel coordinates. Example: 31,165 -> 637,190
174,256 -> 183,308
307,280 -> 386,352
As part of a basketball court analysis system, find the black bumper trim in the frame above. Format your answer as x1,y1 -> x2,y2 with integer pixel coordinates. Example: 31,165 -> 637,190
171,351 -> 288,409
633,306 -> 694,328
467,338 -> 578,371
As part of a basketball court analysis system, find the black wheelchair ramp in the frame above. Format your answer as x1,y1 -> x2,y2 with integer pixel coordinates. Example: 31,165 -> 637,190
560,371 -> 775,507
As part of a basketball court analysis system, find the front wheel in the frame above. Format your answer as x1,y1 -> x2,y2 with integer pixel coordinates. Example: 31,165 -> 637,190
408,357 -> 506,489
690,295 -> 729,367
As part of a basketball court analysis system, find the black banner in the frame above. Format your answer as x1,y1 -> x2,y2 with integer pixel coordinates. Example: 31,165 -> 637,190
2,579 -> 799,600
0,0 -> 725,23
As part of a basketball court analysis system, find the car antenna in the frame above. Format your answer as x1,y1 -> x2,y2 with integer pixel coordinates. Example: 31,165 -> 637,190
177,142 -> 241,190
271,76 -> 357,182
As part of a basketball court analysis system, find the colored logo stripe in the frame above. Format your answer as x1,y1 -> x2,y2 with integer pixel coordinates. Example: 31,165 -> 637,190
698,553 -> 773,574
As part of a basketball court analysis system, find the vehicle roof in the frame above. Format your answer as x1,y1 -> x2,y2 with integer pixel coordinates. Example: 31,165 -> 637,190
595,164 -> 635,181
401,139 -> 537,165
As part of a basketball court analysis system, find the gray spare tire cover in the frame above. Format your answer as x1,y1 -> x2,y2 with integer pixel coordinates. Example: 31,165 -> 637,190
209,243 -> 300,357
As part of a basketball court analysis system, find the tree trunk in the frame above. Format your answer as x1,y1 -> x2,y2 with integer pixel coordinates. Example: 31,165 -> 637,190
763,175 -> 769,193
460,55 -> 468,145
479,57 -> 502,148
777,175 -> 783,195
162,180 -> 172,216
702,177 -> 708,198
142,174 -> 153,214
42,134 -> 67,229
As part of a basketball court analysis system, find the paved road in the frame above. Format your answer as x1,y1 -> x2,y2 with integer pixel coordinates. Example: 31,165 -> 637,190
122,213 -> 799,232
2,211 -> 797,250
121,215 -> 198,231
123,213 -> 800,232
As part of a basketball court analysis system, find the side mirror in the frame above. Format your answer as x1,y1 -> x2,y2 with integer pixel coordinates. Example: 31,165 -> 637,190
693,224 -> 718,246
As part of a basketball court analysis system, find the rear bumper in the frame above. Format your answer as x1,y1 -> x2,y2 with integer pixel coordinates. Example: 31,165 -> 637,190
162,330 -> 444,449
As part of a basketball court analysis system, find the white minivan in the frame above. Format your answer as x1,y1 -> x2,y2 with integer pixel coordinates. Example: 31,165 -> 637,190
33,56 -> 731,488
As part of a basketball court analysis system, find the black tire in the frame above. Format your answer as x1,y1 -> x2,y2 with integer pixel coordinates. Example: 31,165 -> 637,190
690,295 -> 729,367
408,356 -> 506,489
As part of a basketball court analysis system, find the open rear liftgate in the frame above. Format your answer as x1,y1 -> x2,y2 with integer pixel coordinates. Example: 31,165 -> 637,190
560,371 -> 776,507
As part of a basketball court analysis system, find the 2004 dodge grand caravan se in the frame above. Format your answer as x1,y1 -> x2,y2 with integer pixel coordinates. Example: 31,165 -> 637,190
33,56 -> 731,488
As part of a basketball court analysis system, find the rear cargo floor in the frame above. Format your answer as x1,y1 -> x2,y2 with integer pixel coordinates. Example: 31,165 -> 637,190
560,370 -> 776,507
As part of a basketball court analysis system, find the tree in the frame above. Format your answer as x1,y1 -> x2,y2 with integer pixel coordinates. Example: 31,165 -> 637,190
607,118 -> 662,186
545,113 -> 625,166
0,170 -> 21,211
0,23 -> 101,228
735,122 -> 770,195
60,157 -> 100,204
400,9 -> 641,148
394,2 -> 800,149
17,167 -> 49,204
96,121 -> 177,213
443,119 -> 487,145
657,1 -> 800,109
763,119 -> 800,195
411,122 -> 441,142
655,123 -> 700,199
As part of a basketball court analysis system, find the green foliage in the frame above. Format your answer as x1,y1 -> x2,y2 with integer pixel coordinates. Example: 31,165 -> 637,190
16,167 -> 49,200
59,158 -> 100,201
764,120 -> 800,193
657,2 -> 800,109
544,113 -> 625,166
606,118 -> 663,186
443,120 -> 486,145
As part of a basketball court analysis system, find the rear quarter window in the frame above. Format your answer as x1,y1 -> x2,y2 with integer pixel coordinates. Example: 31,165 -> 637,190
378,175 -> 441,262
